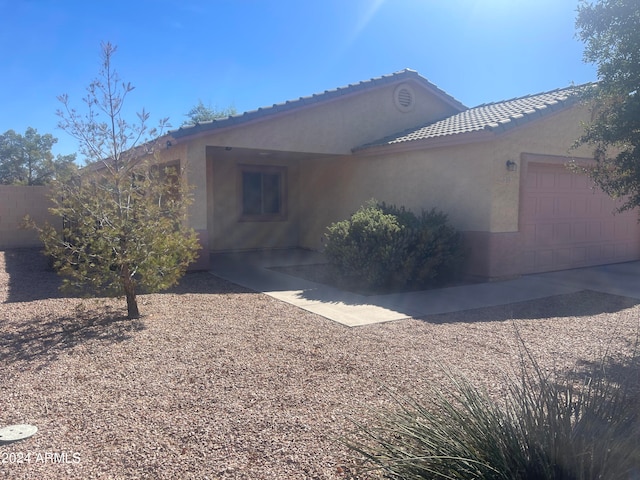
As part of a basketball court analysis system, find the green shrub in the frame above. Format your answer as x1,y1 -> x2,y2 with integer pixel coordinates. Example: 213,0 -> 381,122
344,347 -> 640,479
323,200 -> 464,289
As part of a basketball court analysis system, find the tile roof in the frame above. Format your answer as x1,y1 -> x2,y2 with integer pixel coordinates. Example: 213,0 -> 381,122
169,69 -> 466,139
355,84 -> 589,151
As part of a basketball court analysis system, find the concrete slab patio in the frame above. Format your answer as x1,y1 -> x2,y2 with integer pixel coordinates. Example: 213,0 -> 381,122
209,249 -> 640,327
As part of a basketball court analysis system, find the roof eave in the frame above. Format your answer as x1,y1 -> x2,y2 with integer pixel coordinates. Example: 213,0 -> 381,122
353,130 -> 496,156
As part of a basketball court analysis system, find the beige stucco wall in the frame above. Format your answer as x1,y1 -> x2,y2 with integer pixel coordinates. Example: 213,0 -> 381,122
198,103 -> 594,257
0,185 -> 58,249
293,103 -> 596,278
175,92 -> 597,279
178,77 -> 463,253
206,149 -> 302,251
174,80 -> 461,155
151,141 -> 211,269
297,143 -> 496,251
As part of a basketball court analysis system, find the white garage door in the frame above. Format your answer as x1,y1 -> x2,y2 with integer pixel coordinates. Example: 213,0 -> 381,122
521,162 -> 640,274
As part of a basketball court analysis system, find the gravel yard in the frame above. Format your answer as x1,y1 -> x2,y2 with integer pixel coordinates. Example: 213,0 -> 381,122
1,248 -> 639,479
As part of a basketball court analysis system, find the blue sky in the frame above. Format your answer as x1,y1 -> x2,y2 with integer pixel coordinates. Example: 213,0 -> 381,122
1,0 -> 596,158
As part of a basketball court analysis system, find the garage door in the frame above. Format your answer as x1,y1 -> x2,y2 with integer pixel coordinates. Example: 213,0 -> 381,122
521,162 -> 640,274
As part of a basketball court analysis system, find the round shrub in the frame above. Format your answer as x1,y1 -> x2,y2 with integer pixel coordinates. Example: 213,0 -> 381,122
323,200 -> 465,289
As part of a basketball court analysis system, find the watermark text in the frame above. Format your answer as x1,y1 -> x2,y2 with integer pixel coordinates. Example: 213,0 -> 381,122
1,451 -> 81,465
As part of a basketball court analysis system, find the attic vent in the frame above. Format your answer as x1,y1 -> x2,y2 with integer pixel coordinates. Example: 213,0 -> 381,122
394,84 -> 415,112
397,88 -> 412,107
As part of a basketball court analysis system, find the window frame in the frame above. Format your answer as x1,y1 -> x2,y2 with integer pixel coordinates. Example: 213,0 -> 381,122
237,164 -> 287,222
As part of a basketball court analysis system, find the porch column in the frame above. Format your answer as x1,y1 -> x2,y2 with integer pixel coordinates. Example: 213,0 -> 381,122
185,141 -> 210,270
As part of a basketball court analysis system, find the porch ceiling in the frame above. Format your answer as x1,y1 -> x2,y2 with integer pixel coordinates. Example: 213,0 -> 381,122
206,145 -> 342,162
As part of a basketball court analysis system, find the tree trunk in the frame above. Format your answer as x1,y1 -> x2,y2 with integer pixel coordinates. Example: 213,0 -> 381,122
125,286 -> 140,319
121,265 -> 140,319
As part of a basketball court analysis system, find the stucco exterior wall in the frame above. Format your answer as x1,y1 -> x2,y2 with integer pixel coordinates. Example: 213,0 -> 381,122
206,151 -> 302,251
0,185 -> 58,249
177,95 -> 599,279
294,103 -> 596,278
144,142 -> 211,269
174,80 -> 461,155
298,142 -> 496,251
486,104 -> 594,234
469,104 -> 596,277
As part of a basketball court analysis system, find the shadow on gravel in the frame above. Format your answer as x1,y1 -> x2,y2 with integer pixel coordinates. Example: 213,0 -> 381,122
0,305 -> 144,368
3,248 -> 253,303
168,271 -> 254,295
422,291 -> 640,323
3,248 -> 64,302
572,350 -> 640,395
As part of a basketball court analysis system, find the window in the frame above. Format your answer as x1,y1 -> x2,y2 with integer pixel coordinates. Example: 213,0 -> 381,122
239,165 -> 287,221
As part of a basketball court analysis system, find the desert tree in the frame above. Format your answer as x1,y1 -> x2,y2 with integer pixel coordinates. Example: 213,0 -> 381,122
0,127 -> 76,185
28,42 -> 200,319
182,99 -> 236,126
573,0 -> 640,212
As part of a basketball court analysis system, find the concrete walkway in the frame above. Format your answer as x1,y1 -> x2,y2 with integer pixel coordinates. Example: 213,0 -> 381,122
210,250 -> 640,327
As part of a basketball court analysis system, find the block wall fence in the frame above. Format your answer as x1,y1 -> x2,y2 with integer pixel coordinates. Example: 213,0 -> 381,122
0,186 -> 59,249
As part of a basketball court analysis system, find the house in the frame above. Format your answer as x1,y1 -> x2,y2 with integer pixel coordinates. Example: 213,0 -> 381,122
158,69 -> 640,278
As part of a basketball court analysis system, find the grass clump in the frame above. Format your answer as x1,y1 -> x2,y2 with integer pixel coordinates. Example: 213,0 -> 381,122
344,344 -> 640,479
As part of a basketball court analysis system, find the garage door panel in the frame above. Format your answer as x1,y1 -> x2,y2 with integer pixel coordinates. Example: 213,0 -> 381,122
522,195 -> 539,219
537,250 -> 554,268
540,172 -> 556,189
573,174 -> 591,191
557,197 -> 572,217
615,242 -> 632,258
555,222 -> 572,244
615,221 -> 631,239
522,224 -> 536,247
587,245 -> 602,261
572,247 -> 587,263
601,220 -> 615,240
557,173 -> 572,189
538,198 -> 554,218
555,248 -> 573,265
536,224 -> 553,246
573,197 -> 589,217
522,251 -> 535,270
525,172 -> 538,190
587,222 -> 603,241
602,244 -> 615,259
588,197 -> 605,215
521,163 -> 640,274
573,222 -> 587,240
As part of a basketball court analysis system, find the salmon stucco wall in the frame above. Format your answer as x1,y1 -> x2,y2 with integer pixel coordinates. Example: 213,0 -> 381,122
0,186 -> 58,249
